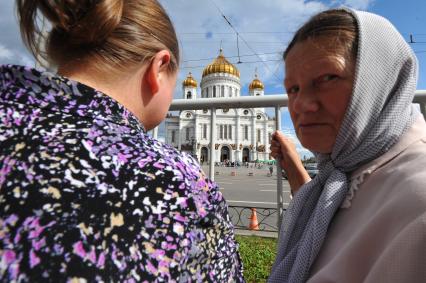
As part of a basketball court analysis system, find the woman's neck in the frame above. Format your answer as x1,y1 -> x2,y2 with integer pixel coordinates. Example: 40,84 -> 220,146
58,64 -> 145,121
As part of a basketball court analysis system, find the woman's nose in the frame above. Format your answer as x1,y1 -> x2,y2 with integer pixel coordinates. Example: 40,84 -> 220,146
291,88 -> 319,114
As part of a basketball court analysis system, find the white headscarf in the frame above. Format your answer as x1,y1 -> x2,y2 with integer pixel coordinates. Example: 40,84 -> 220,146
269,8 -> 419,283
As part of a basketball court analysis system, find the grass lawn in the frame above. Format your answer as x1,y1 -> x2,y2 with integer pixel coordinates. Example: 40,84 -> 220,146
235,235 -> 277,283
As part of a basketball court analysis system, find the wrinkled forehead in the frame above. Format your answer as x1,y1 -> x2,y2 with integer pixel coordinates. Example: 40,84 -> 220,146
283,36 -> 355,80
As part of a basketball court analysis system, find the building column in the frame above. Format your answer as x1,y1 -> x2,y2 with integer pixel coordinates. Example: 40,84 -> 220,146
178,117 -> 182,150
152,126 -> 158,140
193,114 -> 198,158
164,122 -> 169,144
263,122 -> 268,160
251,113 -> 257,161
209,108 -> 216,181
235,115 -> 241,162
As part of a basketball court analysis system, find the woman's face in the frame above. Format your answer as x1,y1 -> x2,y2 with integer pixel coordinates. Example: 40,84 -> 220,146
284,37 -> 356,153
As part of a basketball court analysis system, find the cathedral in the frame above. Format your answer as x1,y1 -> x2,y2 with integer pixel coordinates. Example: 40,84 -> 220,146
165,49 -> 276,163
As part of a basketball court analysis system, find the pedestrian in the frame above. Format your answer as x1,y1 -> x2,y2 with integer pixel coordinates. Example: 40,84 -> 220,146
269,165 -> 274,176
0,0 -> 243,281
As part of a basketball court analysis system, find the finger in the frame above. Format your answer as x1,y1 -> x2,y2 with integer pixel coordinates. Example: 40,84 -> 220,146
270,151 -> 279,158
275,132 -> 296,151
270,152 -> 282,160
270,145 -> 280,152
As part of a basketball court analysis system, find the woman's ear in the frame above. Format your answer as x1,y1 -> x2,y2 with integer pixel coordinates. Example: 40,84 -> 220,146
144,50 -> 171,96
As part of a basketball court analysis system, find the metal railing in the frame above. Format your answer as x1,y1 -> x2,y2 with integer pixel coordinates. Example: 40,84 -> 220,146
167,90 -> 426,233
228,205 -> 282,232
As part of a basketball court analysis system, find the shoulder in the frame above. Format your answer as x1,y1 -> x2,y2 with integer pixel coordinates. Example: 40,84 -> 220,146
364,137 -> 426,203
350,130 -> 426,219
79,126 -> 216,204
359,120 -> 426,192
379,134 -> 426,187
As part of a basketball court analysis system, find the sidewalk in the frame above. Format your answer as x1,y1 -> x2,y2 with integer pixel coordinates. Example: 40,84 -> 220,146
235,229 -> 278,238
201,164 -> 274,177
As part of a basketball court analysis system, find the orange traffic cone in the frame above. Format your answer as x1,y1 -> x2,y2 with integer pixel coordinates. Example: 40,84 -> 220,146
249,208 -> 259,230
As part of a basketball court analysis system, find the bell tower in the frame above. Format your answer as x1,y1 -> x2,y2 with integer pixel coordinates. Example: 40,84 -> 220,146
182,72 -> 197,100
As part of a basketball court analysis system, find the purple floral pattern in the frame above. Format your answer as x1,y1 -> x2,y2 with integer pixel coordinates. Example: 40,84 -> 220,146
0,65 -> 244,282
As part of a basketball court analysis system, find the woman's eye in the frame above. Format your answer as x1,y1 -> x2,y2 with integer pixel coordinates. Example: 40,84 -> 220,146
286,86 -> 299,94
321,74 -> 338,82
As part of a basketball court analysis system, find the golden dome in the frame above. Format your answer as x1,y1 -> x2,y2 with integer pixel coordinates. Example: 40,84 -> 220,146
202,49 -> 240,78
249,74 -> 264,90
182,72 -> 197,87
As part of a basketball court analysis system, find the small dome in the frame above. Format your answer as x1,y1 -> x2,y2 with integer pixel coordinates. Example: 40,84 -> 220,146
202,49 -> 240,78
183,72 -> 197,87
249,74 -> 264,90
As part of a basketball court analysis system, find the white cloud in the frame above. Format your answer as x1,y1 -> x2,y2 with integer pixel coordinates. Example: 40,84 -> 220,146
281,127 -> 298,143
281,126 -> 314,158
0,42 -> 35,67
18,53 -> 36,67
343,0 -> 375,10
1,0 -> 375,93
160,0 -> 375,99
0,2 -> 36,67
0,44 -> 13,60
160,0 -> 331,98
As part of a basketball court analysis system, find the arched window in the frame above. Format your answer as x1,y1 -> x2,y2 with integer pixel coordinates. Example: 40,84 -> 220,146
213,86 -> 216,97
221,85 -> 225,97
206,88 -> 209,98
186,91 -> 192,99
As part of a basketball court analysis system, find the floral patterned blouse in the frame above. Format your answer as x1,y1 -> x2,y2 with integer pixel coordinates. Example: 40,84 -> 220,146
0,65 -> 244,282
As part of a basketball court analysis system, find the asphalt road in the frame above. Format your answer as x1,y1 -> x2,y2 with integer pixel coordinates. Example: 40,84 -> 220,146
200,165 -> 292,232
201,165 -> 292,208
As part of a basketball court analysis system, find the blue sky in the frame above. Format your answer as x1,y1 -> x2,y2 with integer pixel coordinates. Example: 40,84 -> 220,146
1,0 -> 425,157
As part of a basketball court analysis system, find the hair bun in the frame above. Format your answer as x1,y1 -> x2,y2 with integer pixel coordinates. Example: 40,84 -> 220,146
18,0 -> 179,74
42,0 -> 123,46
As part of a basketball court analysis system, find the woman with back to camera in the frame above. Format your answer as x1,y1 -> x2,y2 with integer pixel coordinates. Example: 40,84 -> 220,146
269,8 -> 426,283
0,0 -> 244,281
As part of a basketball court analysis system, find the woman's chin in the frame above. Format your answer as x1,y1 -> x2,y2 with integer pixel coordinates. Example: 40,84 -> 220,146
300,140 -> 332,154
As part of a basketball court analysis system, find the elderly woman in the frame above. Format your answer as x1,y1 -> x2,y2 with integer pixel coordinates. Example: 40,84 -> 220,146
269,8 -> 426,283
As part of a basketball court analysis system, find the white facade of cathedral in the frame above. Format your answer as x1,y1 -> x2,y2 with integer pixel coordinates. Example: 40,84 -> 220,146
165,50 -> 275,163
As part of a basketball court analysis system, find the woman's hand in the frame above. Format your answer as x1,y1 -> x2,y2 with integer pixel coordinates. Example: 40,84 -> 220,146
270,131 -> 311,195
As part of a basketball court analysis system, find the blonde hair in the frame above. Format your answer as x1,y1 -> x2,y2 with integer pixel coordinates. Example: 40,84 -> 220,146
17,0 -> 179,75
